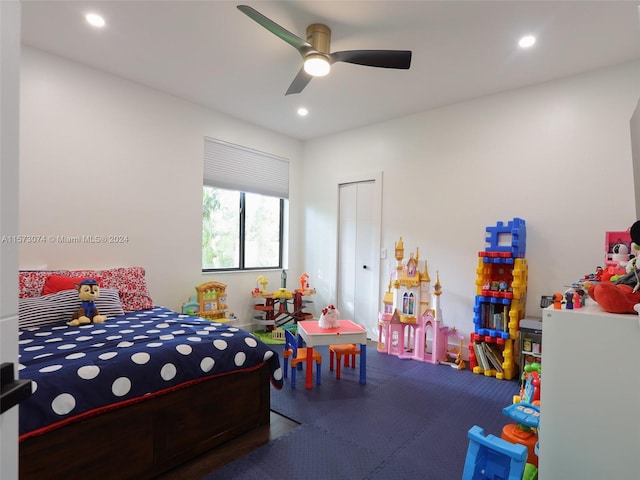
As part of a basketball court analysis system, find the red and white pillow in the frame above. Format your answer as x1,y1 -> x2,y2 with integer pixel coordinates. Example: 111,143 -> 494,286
18,267 -> 153,312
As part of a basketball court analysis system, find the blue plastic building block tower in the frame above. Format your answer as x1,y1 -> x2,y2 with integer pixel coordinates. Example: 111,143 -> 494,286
484,217 -> 527,259
462,425 -> 528,480
470,218 -> 528,379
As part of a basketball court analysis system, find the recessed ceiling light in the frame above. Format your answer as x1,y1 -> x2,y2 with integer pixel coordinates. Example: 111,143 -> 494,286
297,107 -> 309,117
518,35 -> 536,49
85,13 -> 106,28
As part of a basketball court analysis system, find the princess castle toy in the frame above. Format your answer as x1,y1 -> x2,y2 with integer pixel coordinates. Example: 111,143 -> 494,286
377,237 -> 456,364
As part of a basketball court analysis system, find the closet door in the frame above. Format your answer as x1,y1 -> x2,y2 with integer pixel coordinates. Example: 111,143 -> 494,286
337,174 -> 381,339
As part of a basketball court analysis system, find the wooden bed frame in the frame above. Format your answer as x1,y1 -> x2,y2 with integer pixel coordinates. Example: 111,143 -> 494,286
19,362 -> 271,479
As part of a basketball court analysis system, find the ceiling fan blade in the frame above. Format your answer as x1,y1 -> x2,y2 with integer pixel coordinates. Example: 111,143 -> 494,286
285,67 -> 313,95
329,50 -> 412,69
237,5 -> 313,55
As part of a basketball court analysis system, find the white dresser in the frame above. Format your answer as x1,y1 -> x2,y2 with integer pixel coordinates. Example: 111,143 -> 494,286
539,302 -> 640,478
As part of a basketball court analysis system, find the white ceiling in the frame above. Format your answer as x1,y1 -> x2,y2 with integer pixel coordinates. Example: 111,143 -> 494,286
21,0 -> 640,140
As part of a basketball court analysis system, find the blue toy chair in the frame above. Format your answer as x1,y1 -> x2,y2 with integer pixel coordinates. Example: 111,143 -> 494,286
462,425 -> 528,480
283,329 -> 322,389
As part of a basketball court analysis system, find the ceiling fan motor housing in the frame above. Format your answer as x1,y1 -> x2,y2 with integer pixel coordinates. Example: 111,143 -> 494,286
306,23 -> 331,54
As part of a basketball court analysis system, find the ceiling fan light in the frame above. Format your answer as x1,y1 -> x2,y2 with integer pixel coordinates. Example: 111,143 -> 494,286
304,54 -> 330,77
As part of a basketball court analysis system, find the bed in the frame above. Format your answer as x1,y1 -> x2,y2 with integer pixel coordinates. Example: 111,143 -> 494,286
17,268 -> 283,480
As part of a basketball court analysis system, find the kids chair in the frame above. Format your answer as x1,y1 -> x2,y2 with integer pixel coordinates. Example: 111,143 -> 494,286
283,329 -> 322,389
462,425 -> 528,480
329,344 -> 361,380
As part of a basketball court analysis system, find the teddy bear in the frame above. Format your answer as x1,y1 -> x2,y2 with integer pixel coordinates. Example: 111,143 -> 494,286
588,220 -> 640,314
68,278 -> 107,326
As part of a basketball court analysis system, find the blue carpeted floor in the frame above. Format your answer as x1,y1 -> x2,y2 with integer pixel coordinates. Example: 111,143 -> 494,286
203,343 -> 520,480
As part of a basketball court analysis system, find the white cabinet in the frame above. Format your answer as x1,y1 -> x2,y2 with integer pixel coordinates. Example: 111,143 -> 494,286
539,303 -> 640,478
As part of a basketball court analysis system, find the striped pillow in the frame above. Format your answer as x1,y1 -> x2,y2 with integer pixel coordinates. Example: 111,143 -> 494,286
18,288 -> 125,329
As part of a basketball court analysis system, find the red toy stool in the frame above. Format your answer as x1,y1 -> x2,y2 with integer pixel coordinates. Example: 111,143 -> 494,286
329,344 -> 360,379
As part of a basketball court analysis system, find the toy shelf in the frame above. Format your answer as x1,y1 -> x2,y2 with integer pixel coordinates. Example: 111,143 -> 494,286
519,318 -> 542,373
468,218 -> 527,380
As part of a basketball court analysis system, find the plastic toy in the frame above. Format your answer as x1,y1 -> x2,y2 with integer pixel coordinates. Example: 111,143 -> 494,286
552,292 -> 563,309
377,238 -> 451,365
462,425 -> 528,480
588,221 -> 640,313
502,402 -> 540,468
256,275 -> 268,294
441,328 -> 466,370
252,274 -> 315,334
283,329 -> 321,389
181,295 -> 199,315
519,363 -> 541,404
503,402 -> 540,429
505,362 -> 541,469
573,290 -> 582,309
604,230 -> 633,268
195,281 -> 229,321
565,291 -> 574,309
298,273 -> 310,293
469,218 -> 527,380
329,343 -> 361,379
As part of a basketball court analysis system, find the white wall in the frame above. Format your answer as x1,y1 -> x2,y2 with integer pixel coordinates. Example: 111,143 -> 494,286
19,47 -> 303,328
302,60 -> 640,343
20,47 -> 640,344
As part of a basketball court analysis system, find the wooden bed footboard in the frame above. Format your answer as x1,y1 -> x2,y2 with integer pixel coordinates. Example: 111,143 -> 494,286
19,363 -> 271,480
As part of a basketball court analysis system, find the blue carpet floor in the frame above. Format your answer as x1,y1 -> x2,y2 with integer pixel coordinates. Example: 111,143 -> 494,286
203,344 -> 520,480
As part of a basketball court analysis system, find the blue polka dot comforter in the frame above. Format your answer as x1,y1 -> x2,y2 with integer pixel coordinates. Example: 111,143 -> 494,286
18,307 -> 283,439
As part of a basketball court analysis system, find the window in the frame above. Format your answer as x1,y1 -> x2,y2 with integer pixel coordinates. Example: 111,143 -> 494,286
202,138 -> 288,272
202,187 -> 284,270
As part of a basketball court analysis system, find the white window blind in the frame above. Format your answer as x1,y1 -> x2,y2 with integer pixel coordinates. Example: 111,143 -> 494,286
204,137 -> 289,199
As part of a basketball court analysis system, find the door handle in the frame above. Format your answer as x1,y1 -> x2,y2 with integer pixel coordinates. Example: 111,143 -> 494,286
1,362 -> 33,414
363,265 -> 368,269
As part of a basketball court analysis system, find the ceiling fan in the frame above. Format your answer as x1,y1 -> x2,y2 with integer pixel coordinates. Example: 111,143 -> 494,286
237,5 -> 412,95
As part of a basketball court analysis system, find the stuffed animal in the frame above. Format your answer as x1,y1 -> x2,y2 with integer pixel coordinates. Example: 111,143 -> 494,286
588,221 -> 640,314
68,279 -> 107,326
318,304 -> 340,329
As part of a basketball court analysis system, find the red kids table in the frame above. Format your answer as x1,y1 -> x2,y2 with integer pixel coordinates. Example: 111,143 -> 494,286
296,320 -> 367,389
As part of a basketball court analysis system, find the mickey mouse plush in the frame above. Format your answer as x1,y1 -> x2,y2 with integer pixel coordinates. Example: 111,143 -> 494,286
588,221 -> 640,313
68,278 -> 107,326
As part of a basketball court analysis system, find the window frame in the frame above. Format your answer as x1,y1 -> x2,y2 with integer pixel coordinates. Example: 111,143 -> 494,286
202,188 -> 286,272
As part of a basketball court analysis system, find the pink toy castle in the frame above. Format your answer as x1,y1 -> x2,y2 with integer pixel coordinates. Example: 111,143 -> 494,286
377,237 -> 452,364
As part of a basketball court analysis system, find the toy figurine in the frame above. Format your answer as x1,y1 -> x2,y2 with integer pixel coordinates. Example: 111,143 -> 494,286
565,291 -> 573,309
298,273 -> 309,292
552,292 -> 563,309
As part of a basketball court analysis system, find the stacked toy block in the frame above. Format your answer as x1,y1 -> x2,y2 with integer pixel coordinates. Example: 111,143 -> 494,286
469,218 -> 528,380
